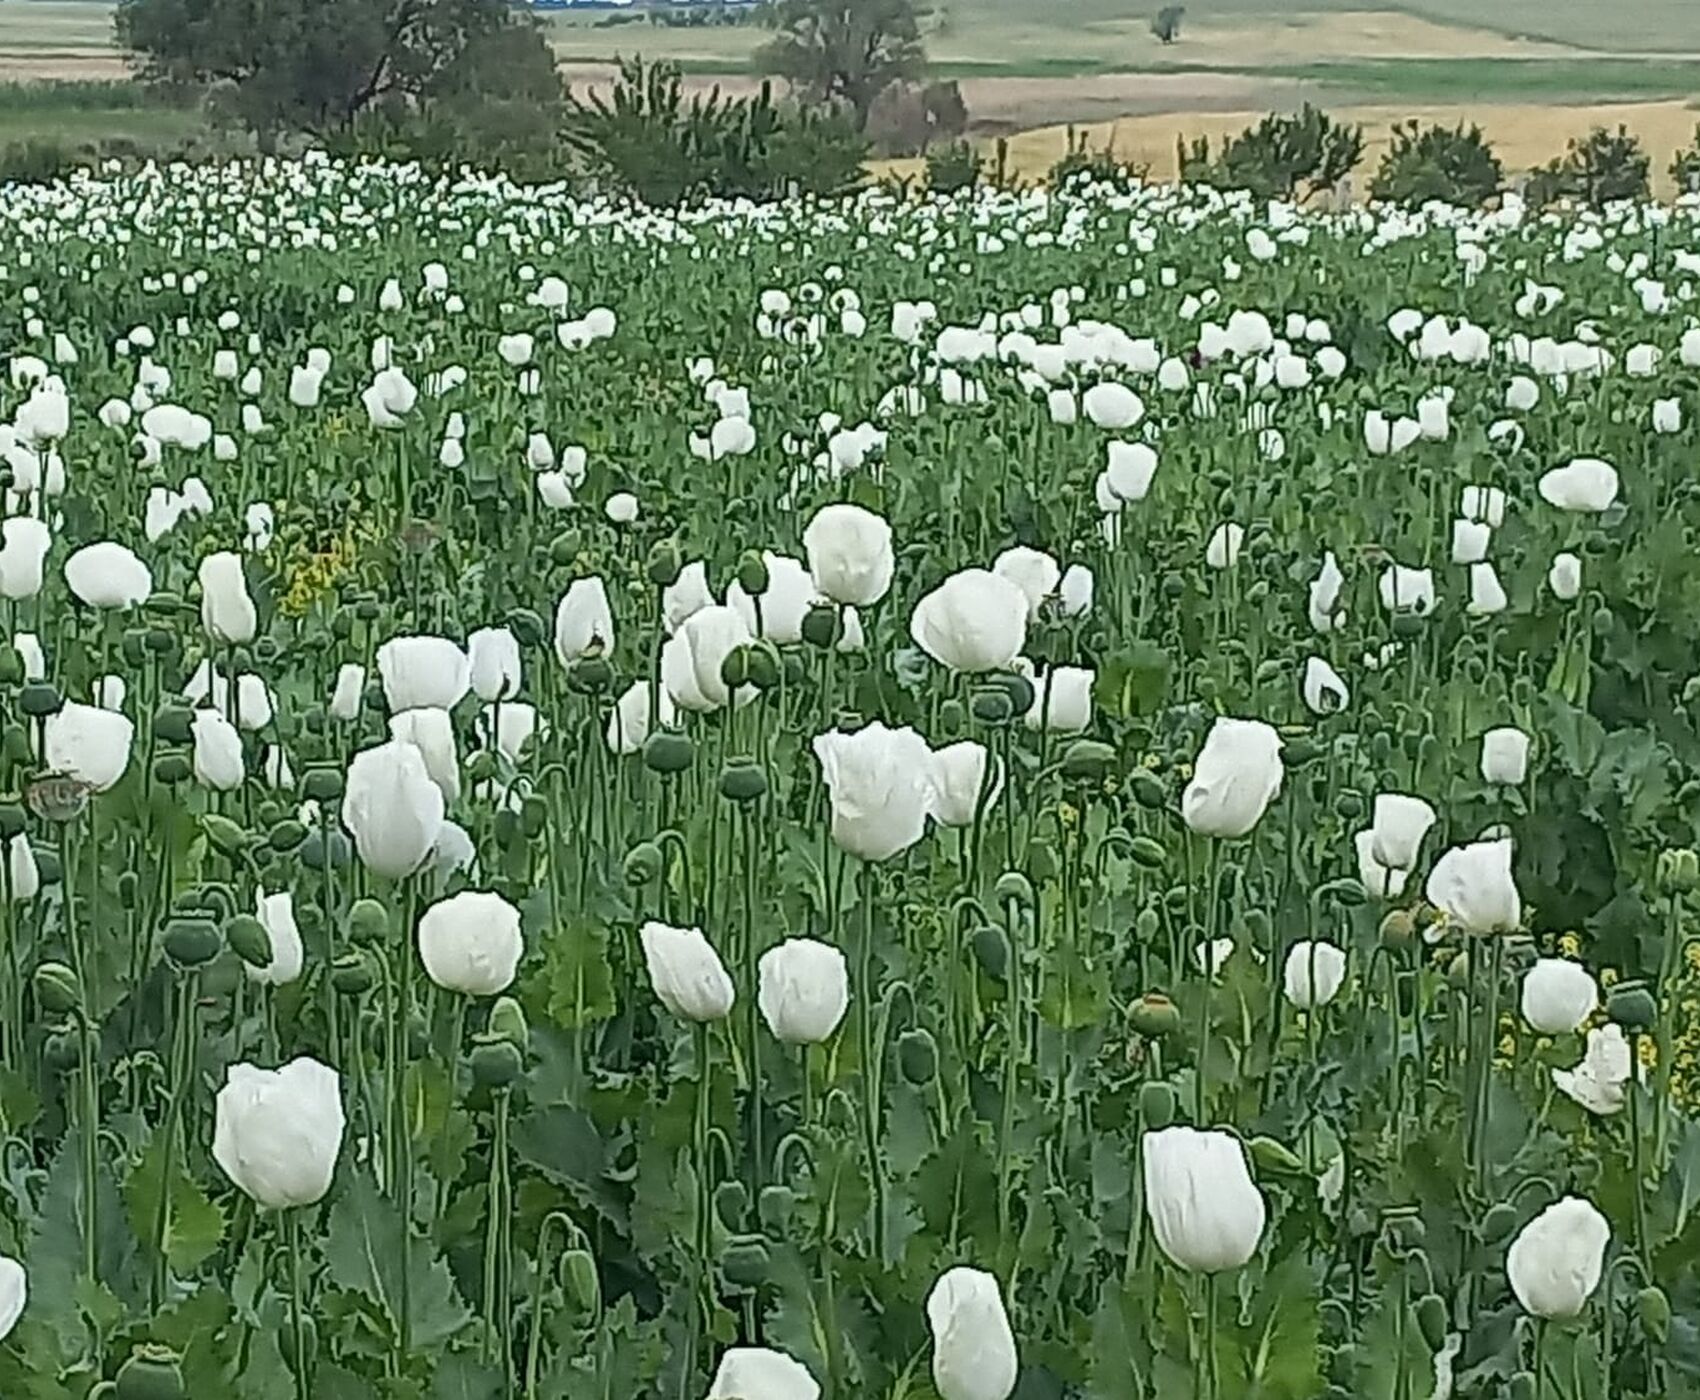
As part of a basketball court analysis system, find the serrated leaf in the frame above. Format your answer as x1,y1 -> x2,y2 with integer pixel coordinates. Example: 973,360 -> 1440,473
123,1134 -> 227,1276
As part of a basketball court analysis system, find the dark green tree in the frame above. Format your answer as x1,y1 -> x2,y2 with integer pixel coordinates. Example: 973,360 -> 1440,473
755,0 -> 927,129
1182,104 -> 1364,200
1527,125 -> 1651,207
1369,121 -> 1502,207
114,0 -> 518,146
1151,5 -> 1185,43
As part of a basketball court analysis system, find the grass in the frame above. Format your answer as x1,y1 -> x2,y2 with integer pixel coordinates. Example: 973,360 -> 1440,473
1229,58 -> 1700,104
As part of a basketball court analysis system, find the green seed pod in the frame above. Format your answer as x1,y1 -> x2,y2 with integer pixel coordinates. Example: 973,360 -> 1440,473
489,995 -> 529,1048
1061,739 -> 1117,782
562,1248 -> 601,1315
719,759 -> 768,803
995,671 -> 1036,719
722,1234 -> 771,1289
493,810 -> 522,849
1637,1284 -> 1671,1344
1139,1080 -> 1177,1128
969,688 -> 1013,725
720,645 -> 752,690
117,871 -> 139,910
1379,910 -> 1417,950
972,924 -> 1009,981
144,628 -> 177,656
520,794 -> 549,838
153,703 -> 195,745
897,1028 -> 938,1085
1413,1293 -> 1449,1352
1480,1203 -> 1518,1244
714,1181 -> 750,1232
1,725 -> 29,764
758,1185 -> 795,1234
300,767 -> 343,803
506,608 -> 546,649
268,819 -> 307,853
0,803 -> 24,839
1161,572 -> 1185,600
1389,613 -> 1426,640
1129,836 -> 1167,870
33,960 -> 81,1015
18,682 -> 63,718
470,1034 -> 525,1089
0,645 -> 22,686
348,898 -> 390,942
1134,908 -> 1160,942
938,699 -> 966,733
745,641 -> 781,692
1249,1135 -> 1306,1174
116,1344 -> 186,1400
1607,982 -> 1657,1032
799,602 -> 842,649
331,950 -> 375,996
225,914 -> 272,970
642,730 -> 694,775
163,917 -> 222,969
1657,848 -> 1699,894
1507,1371 -> 1536,1400
1334,788 -> 1365,821
646,539 -> 684,587
623,841 -> 664,886
1128,992 -> 1181,1038
465,750 -> 497,785
152,753 -> 192,785
736,550 -> 770,597
566,654 -> 613,694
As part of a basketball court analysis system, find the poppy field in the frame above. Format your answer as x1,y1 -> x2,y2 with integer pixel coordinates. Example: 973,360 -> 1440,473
0,160 -> 1697,1400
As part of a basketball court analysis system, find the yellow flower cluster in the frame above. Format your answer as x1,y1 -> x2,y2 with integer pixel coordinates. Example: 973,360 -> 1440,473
279,513 -> 371,618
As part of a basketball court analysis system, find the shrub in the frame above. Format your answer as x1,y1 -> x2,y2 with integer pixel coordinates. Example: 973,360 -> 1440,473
1050,125 -> 1146,190
1525,125 -> 1651,208
1672,124 -> 1700,196
1151,5 -> 1184,43
0,138 -> 82,186
1182,105 -> 1364,200
866,79 -> 968,157
925,139 -> 979,195
1369,121 -> 1502,207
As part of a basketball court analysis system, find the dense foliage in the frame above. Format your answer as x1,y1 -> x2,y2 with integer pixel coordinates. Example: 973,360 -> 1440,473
0,162 -> 1696,1400
755,0 -> 927,128
1179,105 -> 1365,201
1369,121 -> 1504,209
1526,126 -> 1653,209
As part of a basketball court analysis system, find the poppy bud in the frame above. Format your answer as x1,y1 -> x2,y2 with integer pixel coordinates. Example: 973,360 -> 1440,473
758,1185 -> 795,1234
348,898 -> 389,942
506,609 -> 546,648
736,550 -> 770,597
720,645 -> 752,690
0,803 -> 23,839
225,913 -> 272,969
972,924 -> 1009,981
34,960 -> 80,1014
1334,789 -> 1365,821
470,1033 -> 524,1089
1135,908 -> 1160,941
799,602 -> 842,649
331,950 -> 375,996
116,1344 -> 186,1400
163,917 -> 222,969
623,841 -> 664,886
562,1248 -> 601,1315
714,1181 -> 749,1231
1129,770 -> 1166,809
642,730 -> 694,775
646,539 -> 684,587
268,819 -> 307,853
1129,836 -> 1167,870
117,871 -> 138,909
969,688 -> 1013,725
489,996 -> 529,1047
995,671 -> 1036,718
520,794 -> 548,838
1480,1203 -> 1518,1244
548,531 -> 581,568
898,1028 -> 938,1084
18,682 -> 62,718
152,753 -> 191,785
1657,848 -> 1699,894
1414,1293 -> 1449,1351
566,654 -> 613,694
938,698 -> 965,733
202,814 -> 249,857
1607,981 -> 1657,1032
722,1235 -> 771,1289
144,628 -> 176,656
719,759 -> 767,803
1507,1372 -> 1535,1400
1129,992 -> 1181,1038
1379,910 -> 1416,951
1390,613 -> 1425,640
1139,1080 -> 1177,1128
300,767 -> 342,802
153,703 -> 195,744
0,646 -> 21,685
465,750 -> 497,785
1,726 -> 27,765
1637,1284 -> 1671,1344
745,641 -> 781,691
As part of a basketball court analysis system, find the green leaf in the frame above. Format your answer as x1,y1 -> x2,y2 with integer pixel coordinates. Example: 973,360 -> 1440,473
430,1355 -> 503,1400
540,918 -> 617,1028
123,1134 -> 227,1276
323,1174 -> 471,1353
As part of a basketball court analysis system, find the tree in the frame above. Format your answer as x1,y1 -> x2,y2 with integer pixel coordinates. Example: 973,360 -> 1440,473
1673,124 -> 1700,196
114,0 -> 518,146
1182,105 -> 1364,200
756,0 -> 927,130
1369,121 -> 1502,207
1151,6 -> 1184,43
1527,125 -> 1650,207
